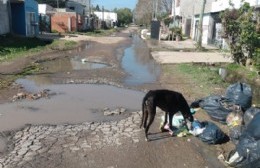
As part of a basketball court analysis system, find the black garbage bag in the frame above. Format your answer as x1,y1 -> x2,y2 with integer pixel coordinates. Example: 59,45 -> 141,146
242,113 -> 260,140
244,107 -> 260,126
229,125 -> 245,145
198,121 -> 227,144
198,95 -> 234,123
225,82 -> 252,111
227,113 -> 260,168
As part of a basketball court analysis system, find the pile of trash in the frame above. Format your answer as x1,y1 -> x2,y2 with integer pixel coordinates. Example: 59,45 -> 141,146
161,82 -> 260,167
160,110 -> 227,145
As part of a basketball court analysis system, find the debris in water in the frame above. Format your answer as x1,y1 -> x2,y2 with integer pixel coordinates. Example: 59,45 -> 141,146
81,58 -> 87,63
12,89 -> 52,102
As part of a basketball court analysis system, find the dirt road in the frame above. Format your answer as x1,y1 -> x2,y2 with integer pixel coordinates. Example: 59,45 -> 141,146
0,27 -> 231,168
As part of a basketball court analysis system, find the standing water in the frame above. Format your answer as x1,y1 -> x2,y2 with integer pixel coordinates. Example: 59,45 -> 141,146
122,34 -> 161,85
0,82 -> 144,131
0,33 -> 160,131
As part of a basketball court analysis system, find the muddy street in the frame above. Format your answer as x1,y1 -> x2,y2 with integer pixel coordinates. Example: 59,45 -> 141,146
0,27 -> 225,168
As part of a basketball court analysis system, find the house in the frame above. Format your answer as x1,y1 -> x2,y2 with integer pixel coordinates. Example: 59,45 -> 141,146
38,4 -> 56,33
66,0 -> 96,31
66,0 -> 85,15
209,0 -> 260,48
177,0 -> 259,48
191,0 -> 216,46
38,3 -> 55,15
0,0 -> 10,35
67,0 -> 91,16
51,8 -> 83,33
10,0 -> 39,36
94,11 -> 117,28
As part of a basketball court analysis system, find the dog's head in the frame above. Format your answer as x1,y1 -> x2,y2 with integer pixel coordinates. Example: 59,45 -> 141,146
182,109 -> 194,130
181,107 -> 194,122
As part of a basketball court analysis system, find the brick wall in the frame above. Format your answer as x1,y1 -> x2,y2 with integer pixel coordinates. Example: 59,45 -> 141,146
51,12 -> 82,33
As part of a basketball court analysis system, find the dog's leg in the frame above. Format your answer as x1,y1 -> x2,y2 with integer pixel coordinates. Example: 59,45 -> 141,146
160,112 -> 168,132
145,114 -> 155,141
145,104 -> 155,141
143,107 -> 148,129
140,107 -> 144,129
168,112 -> 174,136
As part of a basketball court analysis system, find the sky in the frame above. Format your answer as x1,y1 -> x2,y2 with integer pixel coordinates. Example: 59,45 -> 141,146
92,0 -> 138,11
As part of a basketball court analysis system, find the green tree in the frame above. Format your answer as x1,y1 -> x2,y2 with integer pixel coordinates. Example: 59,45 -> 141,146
95,5 -> 101,11
134,0 -> 153,26
115,8 -> 133,26
239,3 -> 259,61
220,2 -> 259,67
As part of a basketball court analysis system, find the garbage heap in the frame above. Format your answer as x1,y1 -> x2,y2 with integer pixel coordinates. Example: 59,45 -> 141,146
162,82 -> 260,167
190,82 -> 260,167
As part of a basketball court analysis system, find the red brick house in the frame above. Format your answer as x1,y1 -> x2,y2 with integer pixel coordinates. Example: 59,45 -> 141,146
51,9 -> 83,33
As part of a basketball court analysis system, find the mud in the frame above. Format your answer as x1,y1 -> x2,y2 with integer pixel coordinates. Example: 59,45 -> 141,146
0,27 -> 230,168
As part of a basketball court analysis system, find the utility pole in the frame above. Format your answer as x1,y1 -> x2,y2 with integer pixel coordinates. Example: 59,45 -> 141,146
88,0 -> 91,16
57,0 -> 59,8
155,0 -> 158,20
171,0 -> 175,22
152,0 -> 155,20
102,6 -> 104,21
197,0 -> 206,50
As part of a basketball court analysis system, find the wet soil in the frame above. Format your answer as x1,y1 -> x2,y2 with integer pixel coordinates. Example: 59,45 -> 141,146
0,27 -> 233,168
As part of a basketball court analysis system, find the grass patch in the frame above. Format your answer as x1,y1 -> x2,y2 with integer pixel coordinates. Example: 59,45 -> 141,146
161,64 -> 229,97
77,28 -> 120,37
174,63 -> 229,91
0,35 -> 78,89
177,63 -> 224,84
225,63 -> 258,80
0,64 -> 41,89
0,35 -> 47,61
0,35 -> 77,62
0,76 -> 16,89
49,40 -> 77,51
169,63 -> 259,93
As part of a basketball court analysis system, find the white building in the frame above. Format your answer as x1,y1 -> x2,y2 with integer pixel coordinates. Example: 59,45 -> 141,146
94,11 -> 117,23
211,0 -> 260,13
94,11 -> 117,28
174,0 -> 259,47
190,0 -> 260,48
38,4 -> 55,15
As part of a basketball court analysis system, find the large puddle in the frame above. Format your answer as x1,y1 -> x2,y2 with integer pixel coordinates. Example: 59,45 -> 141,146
0,34 -> 160,132
40,56 -> 108,73
0,79 -> 144,131
122,34 -> 161,85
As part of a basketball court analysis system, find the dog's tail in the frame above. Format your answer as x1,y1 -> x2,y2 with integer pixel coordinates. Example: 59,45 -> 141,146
140,92 -> 150,129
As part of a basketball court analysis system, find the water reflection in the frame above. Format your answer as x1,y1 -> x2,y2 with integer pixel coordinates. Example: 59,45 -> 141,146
41,56 -> 108,73
71,57 -> 108,70
122,34 -> 161,85
0,81 -> 144,131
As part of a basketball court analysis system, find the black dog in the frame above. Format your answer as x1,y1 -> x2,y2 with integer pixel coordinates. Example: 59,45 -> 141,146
140,89 -> 194,141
